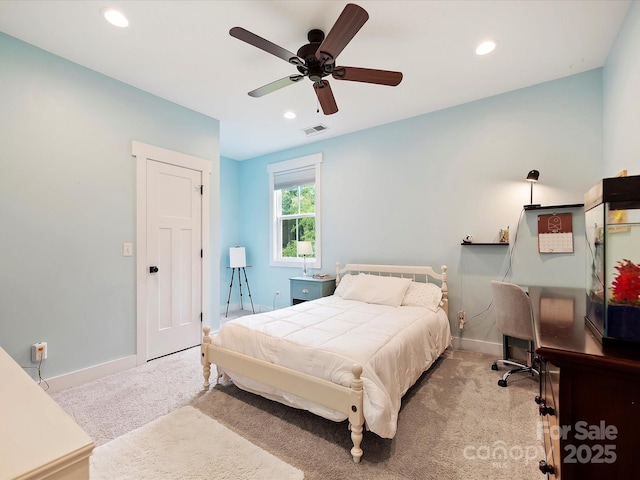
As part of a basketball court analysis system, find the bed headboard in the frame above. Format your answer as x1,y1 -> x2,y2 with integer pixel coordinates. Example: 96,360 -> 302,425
335,262 -> 448,314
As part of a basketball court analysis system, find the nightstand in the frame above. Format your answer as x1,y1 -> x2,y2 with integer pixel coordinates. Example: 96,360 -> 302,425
290,276 -> 336,305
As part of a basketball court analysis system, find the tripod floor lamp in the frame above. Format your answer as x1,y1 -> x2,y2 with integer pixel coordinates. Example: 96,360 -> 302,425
225,247 -> 255,317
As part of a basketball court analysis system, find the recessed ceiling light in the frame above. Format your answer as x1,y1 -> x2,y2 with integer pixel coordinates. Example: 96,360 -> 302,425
102,8 -> 129,28
284,111 -> 296,119
475,40 -> 496,56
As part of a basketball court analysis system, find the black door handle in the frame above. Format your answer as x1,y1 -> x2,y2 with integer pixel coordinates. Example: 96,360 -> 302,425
149,266 -> 159,273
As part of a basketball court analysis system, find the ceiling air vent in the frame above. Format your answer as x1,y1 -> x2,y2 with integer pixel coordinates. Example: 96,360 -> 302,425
302,124 -> 329,136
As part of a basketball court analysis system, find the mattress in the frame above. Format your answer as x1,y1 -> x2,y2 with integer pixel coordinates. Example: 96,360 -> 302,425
212,295 -> 451,438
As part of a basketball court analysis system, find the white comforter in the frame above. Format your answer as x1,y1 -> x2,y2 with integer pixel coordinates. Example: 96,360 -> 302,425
212,295 -> 451,438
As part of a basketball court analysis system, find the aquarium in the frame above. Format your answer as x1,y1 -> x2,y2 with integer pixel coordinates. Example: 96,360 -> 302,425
585,175 -> 640,346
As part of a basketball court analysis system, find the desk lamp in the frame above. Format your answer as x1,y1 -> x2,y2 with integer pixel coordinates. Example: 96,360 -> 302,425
525,170 -> 540,209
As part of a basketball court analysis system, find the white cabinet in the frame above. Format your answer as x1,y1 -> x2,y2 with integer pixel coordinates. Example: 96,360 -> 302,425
0,348 -> 94,480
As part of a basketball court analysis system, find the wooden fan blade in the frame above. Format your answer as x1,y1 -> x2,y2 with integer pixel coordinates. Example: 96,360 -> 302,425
316,4 -> 369,64
332,66 -> 403,86
248,75 -> 305,98
313,80 -> 338,115
230,27 -> 305,67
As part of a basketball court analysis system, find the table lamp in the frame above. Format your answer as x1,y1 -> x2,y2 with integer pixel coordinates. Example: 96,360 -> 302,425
297,241 -> 313,276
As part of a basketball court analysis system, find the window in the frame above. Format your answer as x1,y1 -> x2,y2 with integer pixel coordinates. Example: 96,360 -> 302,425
268,153 -> 322,268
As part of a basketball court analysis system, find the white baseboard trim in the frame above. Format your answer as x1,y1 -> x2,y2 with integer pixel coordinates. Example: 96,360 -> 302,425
44,355 -> 138,394
221,304 -> 272,316
451,336 -> 502,356
221,302 -> 242,315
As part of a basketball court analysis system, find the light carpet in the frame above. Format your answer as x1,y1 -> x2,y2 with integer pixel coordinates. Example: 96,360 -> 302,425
90,405 -> 304,480
191,349 -> 542,479
52,346 -> 204,446
53,346 -> 542,479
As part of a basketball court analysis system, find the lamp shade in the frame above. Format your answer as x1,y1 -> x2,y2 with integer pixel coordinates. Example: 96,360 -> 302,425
297,241 -> 313,256
526,170 -> 540,182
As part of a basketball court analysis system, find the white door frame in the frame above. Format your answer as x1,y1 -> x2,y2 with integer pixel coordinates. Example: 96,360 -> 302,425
132,141 -> 212,365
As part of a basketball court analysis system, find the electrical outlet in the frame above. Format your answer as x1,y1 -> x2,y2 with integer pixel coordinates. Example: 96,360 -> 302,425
31,342 -> 47,361
457,311 -> 466,330
275,291 -> 280,296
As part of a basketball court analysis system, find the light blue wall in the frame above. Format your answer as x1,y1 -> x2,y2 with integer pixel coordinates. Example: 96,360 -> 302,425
227,70 -> 603,346
219,156 -> 243,319
604,0 -> 640,176
0,33 -> 220,378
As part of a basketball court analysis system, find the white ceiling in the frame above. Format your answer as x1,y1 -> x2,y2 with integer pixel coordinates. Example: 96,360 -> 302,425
0,0 -> 631,160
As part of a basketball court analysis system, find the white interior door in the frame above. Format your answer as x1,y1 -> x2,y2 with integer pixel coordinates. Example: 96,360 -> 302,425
146,160 -> 202,359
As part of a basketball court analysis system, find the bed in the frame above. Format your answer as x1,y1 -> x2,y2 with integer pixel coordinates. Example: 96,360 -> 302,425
201,262 -> 450,463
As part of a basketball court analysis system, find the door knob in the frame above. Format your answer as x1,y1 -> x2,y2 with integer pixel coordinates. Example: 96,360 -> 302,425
149,266 -> 159,273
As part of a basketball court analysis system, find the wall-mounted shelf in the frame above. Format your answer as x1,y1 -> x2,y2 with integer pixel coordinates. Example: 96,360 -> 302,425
461,242 -> 509,246
524,203 -> 584,211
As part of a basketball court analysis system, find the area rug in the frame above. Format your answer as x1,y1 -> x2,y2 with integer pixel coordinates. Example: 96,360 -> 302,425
90,405 -> 304,480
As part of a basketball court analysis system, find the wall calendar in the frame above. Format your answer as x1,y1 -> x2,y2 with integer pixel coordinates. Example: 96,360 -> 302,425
537,213 -> 574,253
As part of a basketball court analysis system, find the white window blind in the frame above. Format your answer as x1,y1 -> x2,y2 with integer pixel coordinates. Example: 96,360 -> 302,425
273,166 -> 315,191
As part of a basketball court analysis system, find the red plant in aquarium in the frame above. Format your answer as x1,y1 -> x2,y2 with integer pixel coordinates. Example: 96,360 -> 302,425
611,259 -> 640,305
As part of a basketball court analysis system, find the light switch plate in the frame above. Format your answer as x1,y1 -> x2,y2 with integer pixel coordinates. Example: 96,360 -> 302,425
123,243 -> 133,256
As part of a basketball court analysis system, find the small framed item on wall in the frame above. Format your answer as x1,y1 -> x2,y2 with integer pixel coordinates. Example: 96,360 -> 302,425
538,213 -> 574,253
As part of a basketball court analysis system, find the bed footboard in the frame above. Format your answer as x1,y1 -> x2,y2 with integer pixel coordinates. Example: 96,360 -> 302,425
201,326 -> 212,387
201,326 -> 365,463
348,365 -> 364,463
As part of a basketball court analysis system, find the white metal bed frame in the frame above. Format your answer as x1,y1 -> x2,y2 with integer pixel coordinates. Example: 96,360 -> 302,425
201,262 -> 448,463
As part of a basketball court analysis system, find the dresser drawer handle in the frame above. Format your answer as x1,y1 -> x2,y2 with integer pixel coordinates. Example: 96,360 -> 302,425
302,288 -> 310,294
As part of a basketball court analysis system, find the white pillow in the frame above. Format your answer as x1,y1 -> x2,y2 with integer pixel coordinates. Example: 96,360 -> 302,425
342,274 -> 412,307
334,273 -> 357,297
401,282 -> 443,312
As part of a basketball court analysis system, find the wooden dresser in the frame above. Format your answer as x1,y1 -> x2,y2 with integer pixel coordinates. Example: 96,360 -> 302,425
529,287 -> 640,480
0,347 -> 94,479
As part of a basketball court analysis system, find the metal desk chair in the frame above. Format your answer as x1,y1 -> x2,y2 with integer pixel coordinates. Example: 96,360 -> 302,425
490,280 -> 539,387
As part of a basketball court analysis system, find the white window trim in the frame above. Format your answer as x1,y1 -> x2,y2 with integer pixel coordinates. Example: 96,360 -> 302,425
268,153 -> 322,269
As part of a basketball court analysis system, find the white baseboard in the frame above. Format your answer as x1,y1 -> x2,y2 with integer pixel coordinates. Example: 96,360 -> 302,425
451,336 -> 502,356
221,302 -> 241,315
44,355 -> 138,394
221,304 -> 272,316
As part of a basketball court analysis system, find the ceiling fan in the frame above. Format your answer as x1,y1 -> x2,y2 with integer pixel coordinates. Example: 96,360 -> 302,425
230,3 -> 403,115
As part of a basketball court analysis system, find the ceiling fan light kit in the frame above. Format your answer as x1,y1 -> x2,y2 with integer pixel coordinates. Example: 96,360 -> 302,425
230,3 -> 403,115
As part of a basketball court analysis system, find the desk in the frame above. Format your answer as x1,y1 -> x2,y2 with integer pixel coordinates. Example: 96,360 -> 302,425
530,286 -> 640,479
